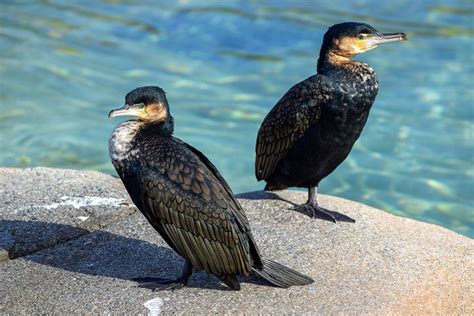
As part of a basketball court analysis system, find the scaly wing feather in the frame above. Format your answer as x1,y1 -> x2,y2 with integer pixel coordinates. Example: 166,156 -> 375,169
136,138 -> 256,276
255,75 -> 329,180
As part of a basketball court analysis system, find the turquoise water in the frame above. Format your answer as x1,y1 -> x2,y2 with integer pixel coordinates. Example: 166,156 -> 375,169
1,1 -> 473,237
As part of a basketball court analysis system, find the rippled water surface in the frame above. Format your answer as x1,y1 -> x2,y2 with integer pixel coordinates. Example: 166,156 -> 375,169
1,1 -> 473,237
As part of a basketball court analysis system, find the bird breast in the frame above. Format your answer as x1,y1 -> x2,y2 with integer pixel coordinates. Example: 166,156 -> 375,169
109,120 -> 142,162
340,63 -> 378,109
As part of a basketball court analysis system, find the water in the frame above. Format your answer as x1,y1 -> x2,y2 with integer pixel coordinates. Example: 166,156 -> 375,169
1,0 -> 473,237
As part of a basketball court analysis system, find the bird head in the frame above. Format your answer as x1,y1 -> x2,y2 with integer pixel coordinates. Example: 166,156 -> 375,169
320,22 -> 407,62
109,86 -> 171,123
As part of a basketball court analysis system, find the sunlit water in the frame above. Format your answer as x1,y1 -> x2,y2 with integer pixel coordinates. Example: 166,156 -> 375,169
1,1 -> 473,237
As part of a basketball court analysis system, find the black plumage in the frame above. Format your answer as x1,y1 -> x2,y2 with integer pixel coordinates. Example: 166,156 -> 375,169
255,22 -> 407,222
109,86 -> 313,290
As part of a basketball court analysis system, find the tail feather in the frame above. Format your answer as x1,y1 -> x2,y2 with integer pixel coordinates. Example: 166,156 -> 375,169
252,258 -> 313,288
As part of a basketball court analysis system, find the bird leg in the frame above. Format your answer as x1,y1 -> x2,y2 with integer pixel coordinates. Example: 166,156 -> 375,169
293,186 -> 341,223
219,274 -> 241,290
132,260 -> 193,291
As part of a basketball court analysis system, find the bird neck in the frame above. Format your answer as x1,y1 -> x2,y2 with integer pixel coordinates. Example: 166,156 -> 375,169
317,48 -> 357,75
145,115 -> 175,136
159,115 -> 174,136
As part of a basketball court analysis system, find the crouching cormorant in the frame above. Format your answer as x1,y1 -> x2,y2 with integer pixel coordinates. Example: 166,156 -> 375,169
109,86 -> 313,291
255,22 -> 407,223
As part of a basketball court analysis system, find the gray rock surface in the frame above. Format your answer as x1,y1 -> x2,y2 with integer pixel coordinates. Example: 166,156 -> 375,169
0,168 -> 135,261
1,167 -> 472,314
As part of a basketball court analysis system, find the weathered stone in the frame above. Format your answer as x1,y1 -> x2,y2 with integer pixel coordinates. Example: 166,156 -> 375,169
0,167 -> 136,260
0,169 -> 472,314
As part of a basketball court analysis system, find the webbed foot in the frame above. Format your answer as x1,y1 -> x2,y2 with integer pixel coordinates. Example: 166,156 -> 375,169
132,260 -> 193,291
293,203 -> 355,223
132,277 -> 187,291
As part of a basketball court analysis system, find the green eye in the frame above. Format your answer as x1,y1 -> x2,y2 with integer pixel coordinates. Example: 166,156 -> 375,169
357,34 -> 366,40
138,103 -> 145,109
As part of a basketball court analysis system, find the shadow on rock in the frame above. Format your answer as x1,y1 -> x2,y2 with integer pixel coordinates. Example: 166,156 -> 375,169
238,190 -> 355,223
1,220 -> 90,259
1,220 -> 272,291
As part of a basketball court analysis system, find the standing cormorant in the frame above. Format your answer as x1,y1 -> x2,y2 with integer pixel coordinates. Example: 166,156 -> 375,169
109,86 -> 313,290
255,22 -> 407,222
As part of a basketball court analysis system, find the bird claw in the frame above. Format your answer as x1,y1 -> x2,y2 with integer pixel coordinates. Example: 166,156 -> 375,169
152,282 -> 186,292
132,277 -> 187,291
293,203 -> 354,223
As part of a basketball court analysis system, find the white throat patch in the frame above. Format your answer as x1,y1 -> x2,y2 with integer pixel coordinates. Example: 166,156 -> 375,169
109,120 -> 142,161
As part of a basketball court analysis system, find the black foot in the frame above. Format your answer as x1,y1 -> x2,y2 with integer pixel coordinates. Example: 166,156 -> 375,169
293,203 -> 355,223
132,277 -> 187,291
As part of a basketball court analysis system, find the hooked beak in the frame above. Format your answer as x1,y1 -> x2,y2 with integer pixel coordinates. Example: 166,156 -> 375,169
109,104 -> 144,119
366,32 -> 407,47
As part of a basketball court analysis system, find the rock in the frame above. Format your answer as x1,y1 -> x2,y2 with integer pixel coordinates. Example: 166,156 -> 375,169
0,168 -> 472,314
0,168 -> 136,261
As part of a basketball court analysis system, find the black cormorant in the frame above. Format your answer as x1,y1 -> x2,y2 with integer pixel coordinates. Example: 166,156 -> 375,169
255,22 -> 407,222
109,86 -> 313,290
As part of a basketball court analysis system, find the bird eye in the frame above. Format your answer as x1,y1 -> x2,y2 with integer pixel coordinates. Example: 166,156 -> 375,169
357,34 -> 366,40
138,103 -> 145,109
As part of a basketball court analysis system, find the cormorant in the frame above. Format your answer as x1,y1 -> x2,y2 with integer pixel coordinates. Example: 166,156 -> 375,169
255,22 -> 407,222
109,86 -> 313,291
